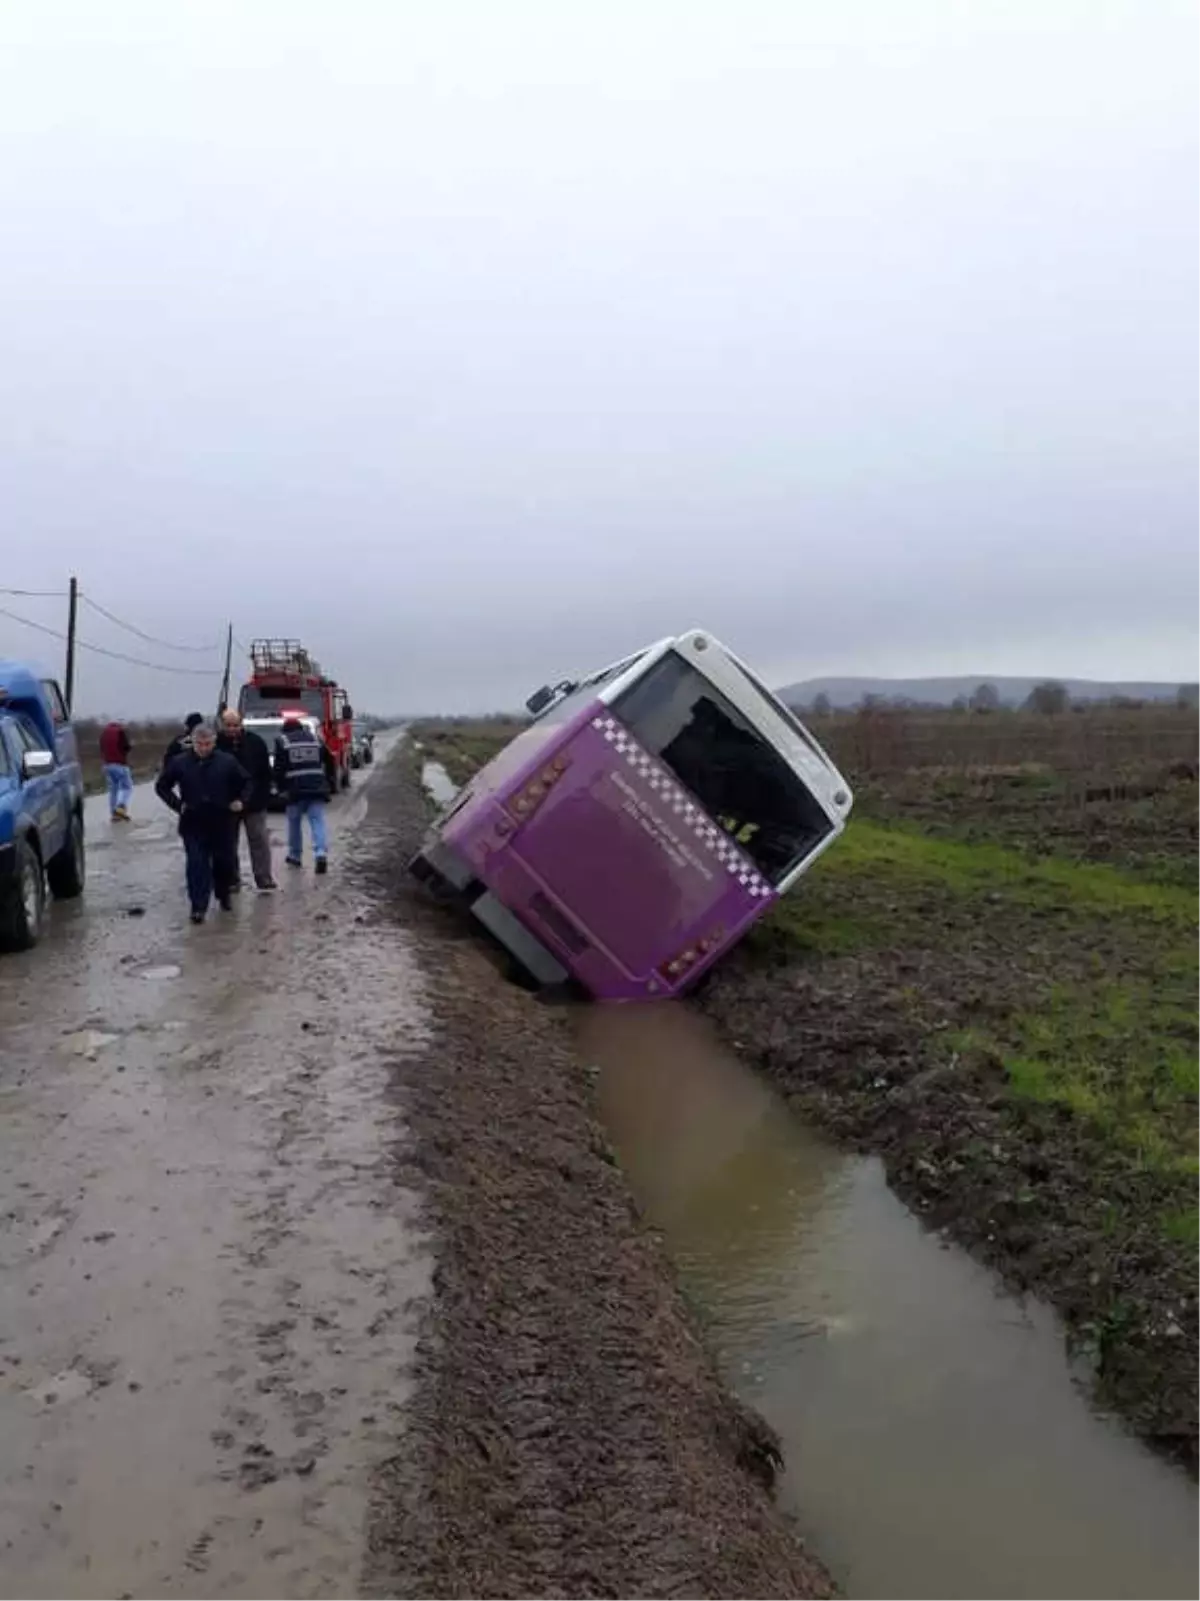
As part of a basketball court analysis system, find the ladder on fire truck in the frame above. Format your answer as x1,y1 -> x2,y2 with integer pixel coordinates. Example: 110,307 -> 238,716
249,640 -> 322,678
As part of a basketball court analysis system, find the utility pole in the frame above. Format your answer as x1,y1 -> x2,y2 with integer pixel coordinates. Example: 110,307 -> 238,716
217,623 -> 233,715
64,576 -> 78,713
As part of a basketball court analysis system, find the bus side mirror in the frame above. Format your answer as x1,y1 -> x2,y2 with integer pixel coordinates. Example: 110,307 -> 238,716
343,704 -> 354,721
526,685 -> 553,716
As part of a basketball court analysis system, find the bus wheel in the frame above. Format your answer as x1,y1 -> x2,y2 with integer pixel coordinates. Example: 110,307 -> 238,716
340,764 -> 351,790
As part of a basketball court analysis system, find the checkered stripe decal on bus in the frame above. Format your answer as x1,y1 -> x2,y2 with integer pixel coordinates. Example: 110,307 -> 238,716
591,715 -> 772,897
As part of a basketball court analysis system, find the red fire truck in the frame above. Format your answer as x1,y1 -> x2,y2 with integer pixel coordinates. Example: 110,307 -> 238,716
237,640 -> 356,794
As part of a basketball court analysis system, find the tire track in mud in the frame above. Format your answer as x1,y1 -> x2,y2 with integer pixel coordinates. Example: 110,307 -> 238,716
354,751 -> 831,1600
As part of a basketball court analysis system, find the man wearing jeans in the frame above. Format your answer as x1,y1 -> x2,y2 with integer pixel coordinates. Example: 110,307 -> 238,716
274,713 -> 329,874
99,720 -> 134,820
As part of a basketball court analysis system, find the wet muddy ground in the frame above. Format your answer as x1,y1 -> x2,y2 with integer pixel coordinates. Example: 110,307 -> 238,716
1,743 -> 830,1600
0,745 -> 430,1598
357,750 -> 830,1599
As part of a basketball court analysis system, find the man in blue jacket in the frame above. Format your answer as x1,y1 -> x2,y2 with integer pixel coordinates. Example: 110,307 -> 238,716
155,722 -> 249,922
274,713 -> 330,874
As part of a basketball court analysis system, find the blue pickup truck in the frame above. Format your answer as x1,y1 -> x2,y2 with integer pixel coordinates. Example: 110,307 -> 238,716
0,661 -> 86,950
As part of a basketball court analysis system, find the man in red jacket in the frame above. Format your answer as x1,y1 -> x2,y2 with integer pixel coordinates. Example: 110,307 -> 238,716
99,720 -> 133,821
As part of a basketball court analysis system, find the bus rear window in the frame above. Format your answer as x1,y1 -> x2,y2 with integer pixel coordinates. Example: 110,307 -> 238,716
611,652 -> 832,882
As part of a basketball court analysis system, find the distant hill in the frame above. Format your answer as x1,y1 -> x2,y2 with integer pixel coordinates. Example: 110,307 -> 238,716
778,675 -> 1189,709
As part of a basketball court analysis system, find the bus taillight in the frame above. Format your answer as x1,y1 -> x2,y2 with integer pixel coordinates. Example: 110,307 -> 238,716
658,924 -> 726,983
504,755 -> 571,822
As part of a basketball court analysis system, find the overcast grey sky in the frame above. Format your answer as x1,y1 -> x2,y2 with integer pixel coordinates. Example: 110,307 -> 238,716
2,0 -> 1196,715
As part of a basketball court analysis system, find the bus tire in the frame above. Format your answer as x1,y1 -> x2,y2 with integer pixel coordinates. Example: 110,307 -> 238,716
340,764 -> 351,791
409,852 -> 435,884
502,955 -> 541,993
0,837 -> 46,951
47,812 -> 86,900
409,853 -> 453,900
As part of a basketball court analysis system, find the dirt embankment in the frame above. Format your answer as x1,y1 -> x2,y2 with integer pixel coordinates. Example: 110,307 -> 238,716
355,751 -> 832,1599
698,889 -> 1198,1474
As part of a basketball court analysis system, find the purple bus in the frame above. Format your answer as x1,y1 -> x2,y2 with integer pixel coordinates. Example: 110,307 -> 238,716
410,629 -> 853,1000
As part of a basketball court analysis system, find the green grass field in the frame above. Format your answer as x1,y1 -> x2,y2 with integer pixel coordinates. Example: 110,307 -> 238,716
754,818 -> 1198,1247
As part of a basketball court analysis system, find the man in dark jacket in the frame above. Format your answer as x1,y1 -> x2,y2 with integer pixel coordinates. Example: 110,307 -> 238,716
155,722 -> 248,923
99,720 -> 133,821
217,708 -> 276,891
274,713 -> 330,873
162,711 -> 204,768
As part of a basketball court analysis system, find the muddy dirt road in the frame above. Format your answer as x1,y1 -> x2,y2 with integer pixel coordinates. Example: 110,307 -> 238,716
1,742 -> 824,1601
0,742 -> 431,1599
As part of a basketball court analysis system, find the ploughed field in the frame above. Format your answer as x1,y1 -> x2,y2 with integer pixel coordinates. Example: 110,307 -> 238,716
417,708 -> 1200,1470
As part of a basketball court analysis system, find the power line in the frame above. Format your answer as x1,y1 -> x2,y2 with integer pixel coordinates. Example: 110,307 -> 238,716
0,587 -> 66,598
78,639 -> 217,677
0,604 -> 63,644
0,602 -> 219,677
79,591 -> 221,653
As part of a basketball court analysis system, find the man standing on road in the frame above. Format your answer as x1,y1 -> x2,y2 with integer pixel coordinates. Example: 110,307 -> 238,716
274,713 -> 329,874
162,711 -> 204,767
155,722 -> 248,922
99,719 -> 134,821
217,708 -> 277,892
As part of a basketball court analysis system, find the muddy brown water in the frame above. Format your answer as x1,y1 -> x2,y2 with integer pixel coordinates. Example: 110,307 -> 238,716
578,1004 -> 1199,1601
0,739 -> 431,1599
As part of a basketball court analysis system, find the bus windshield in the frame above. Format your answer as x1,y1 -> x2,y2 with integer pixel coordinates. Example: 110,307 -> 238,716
239,686 -> 324,720
611,650 -> 833,882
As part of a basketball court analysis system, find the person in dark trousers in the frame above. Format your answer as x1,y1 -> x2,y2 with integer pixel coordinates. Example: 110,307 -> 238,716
217,708 -> 276,891
274,714 -> 329,873
162,711 -> 204,767
155,722 -> 248,922
99,719 -> 134,821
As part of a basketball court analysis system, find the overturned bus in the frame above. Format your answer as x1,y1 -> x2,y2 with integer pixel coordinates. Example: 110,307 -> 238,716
411,629 -> 853,1000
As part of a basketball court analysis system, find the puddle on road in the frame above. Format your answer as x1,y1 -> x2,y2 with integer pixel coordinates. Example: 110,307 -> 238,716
577,1004 -> 1199,1601
421,760 -> 458,808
